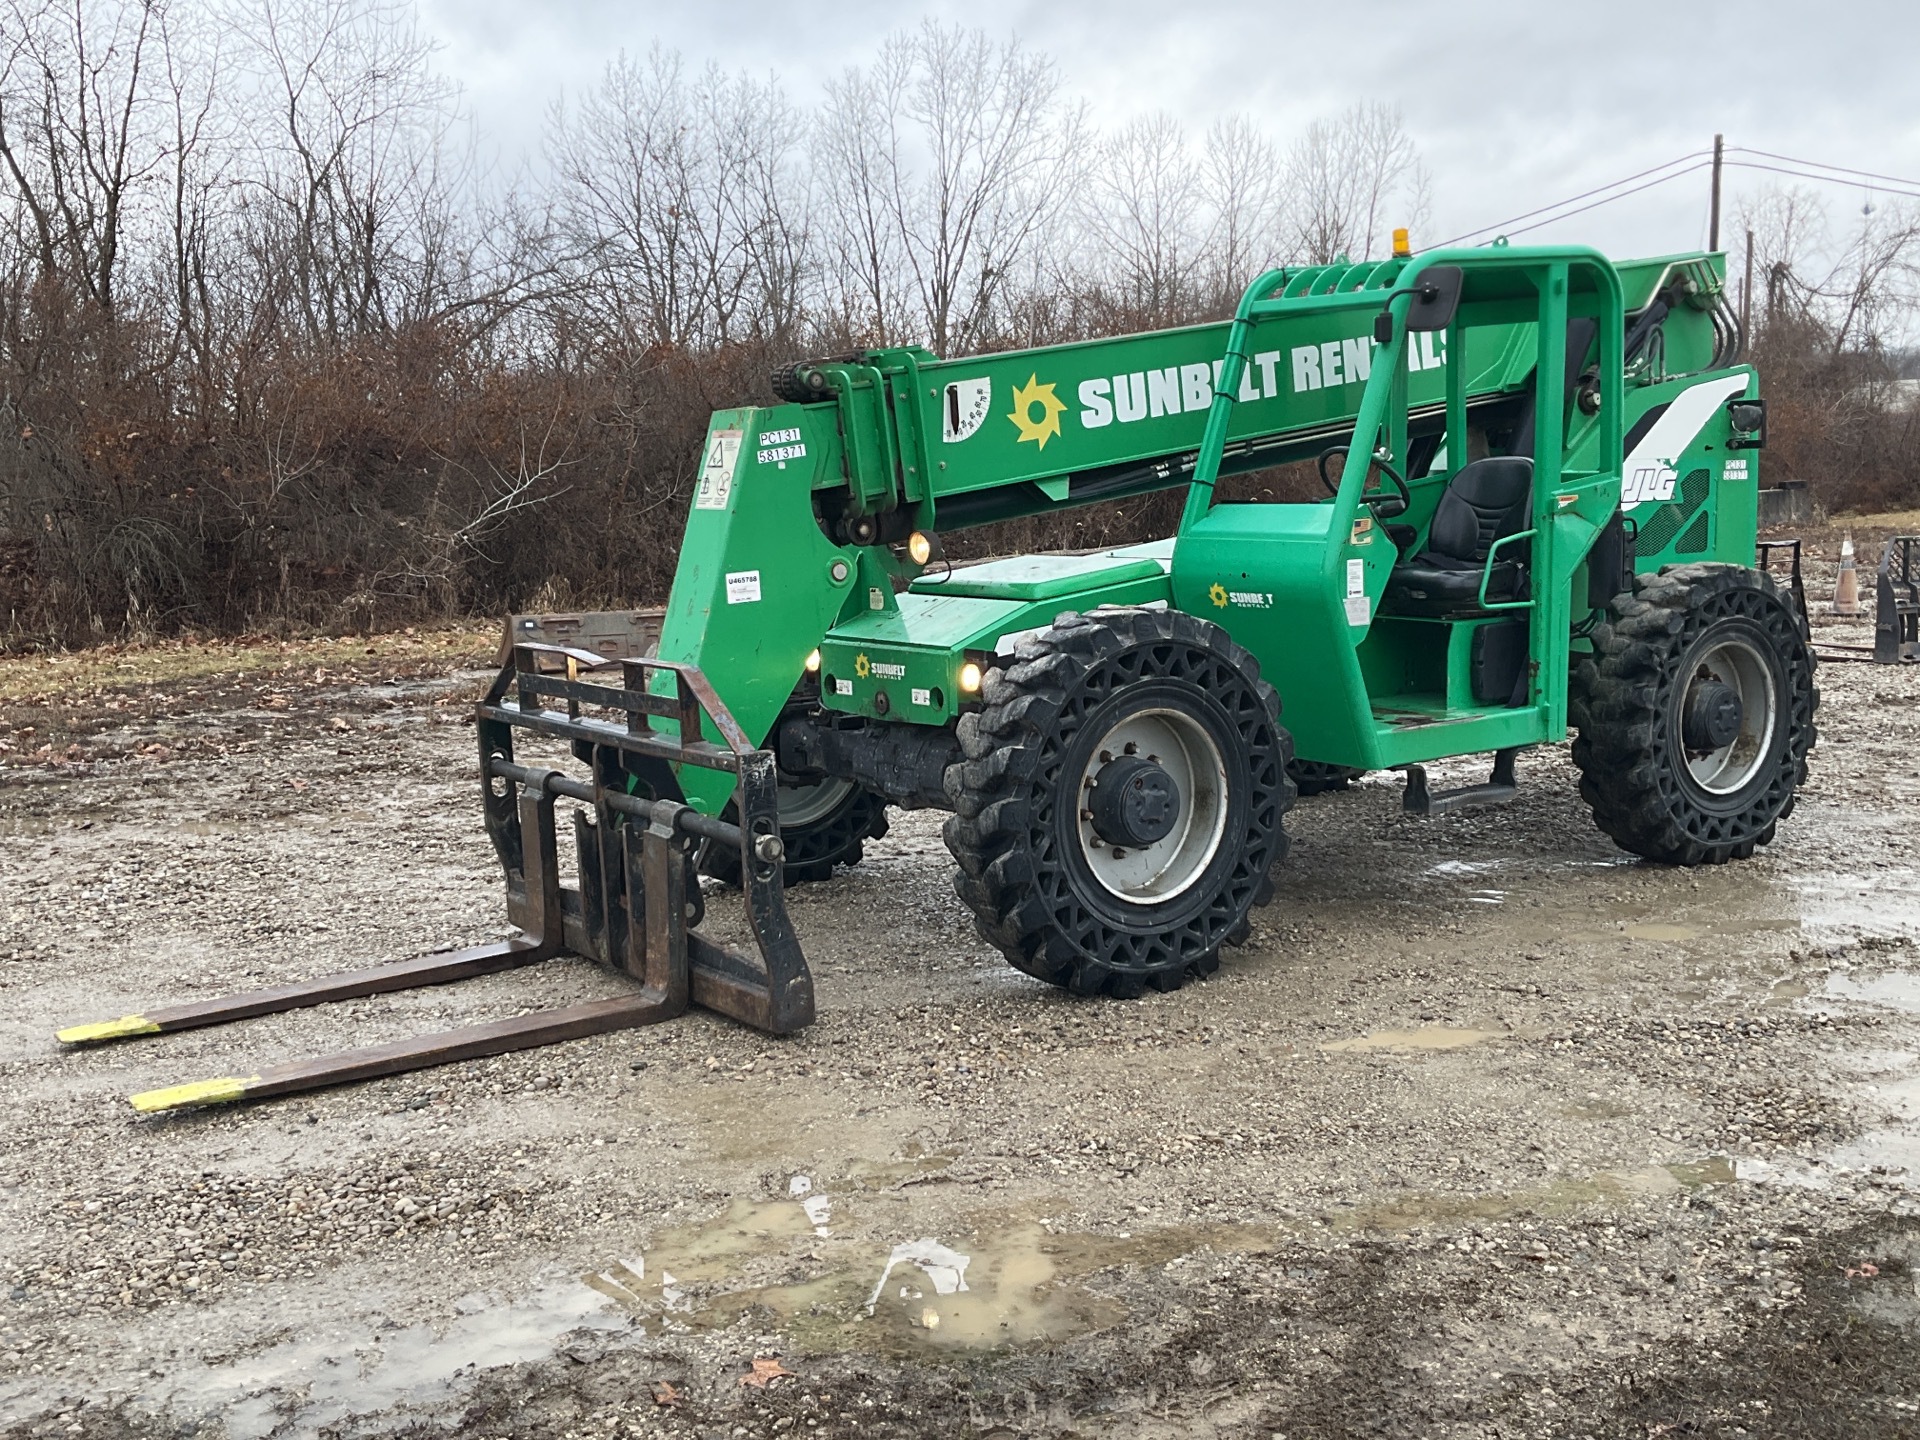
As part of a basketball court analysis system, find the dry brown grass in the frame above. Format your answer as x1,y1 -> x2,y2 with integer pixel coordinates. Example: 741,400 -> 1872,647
0,624 -> 496,706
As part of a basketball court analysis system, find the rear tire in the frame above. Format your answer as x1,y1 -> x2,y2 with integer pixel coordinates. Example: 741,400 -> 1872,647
1571,564 -> 1816,865
943,607 -> 1294,997
701,777 -> 889,887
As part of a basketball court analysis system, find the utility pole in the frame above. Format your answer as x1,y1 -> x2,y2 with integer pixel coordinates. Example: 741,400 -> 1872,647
1741,226 -> 1754,348
1709,133 -> 1724,251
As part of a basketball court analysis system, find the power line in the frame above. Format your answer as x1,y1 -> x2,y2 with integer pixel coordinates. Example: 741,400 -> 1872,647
1428,145 -> 1920,258
1431,151 -> 1713,247
1729,147 -> 1920,195
1723,158 -> 1920,205
1496,162 -> 1715,241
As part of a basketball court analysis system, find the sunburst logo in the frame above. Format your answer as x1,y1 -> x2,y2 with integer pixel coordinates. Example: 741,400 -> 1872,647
1007,373 -> 1067,450
1208,583 -> 1229,608
854,653 -> 871,678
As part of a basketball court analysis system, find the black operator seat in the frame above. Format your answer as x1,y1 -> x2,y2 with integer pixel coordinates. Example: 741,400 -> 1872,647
1383,456 -> 1534,617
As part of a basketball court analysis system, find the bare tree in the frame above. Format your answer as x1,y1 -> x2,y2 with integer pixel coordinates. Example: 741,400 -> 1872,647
819,22 -> 1084,354
1283,102 -> 1429,265
0,0 -> 168,318
1198,113 -> 1283,311
228,0 -> 463,343
547,47 -> 805,354
1079,113 -> 1200,328
1741,184 -> 1920,361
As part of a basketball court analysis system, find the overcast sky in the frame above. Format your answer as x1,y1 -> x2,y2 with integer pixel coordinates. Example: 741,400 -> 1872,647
419,0 -> 1918,268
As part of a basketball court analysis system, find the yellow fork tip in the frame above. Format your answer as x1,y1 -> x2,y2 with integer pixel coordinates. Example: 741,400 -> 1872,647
57,1015 -> 161,1045
129,1076 -> 257,1114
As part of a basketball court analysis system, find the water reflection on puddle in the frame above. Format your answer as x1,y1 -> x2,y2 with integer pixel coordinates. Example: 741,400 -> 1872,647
1623,922 -> 1703,942
1790,868 -> 1920,937
1822,969 -> 1920,1015
158,1279 -> 631,1440
577,1180 -> 1139,1352
855,1228 -> 1124,1346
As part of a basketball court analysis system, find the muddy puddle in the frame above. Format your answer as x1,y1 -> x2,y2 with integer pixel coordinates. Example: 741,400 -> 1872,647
1790,866 -> 1920,939
1822,967 -> 1920,1014
131,1179 -> 1311,1436
144,1280 -> 632,1440
1828,1069 -> 1920,1178
1688,1027 -> 1920,1195
1342,1158 -> 1761,1237
1568,914 -> 1803,947
577,1179 -> 1197,1354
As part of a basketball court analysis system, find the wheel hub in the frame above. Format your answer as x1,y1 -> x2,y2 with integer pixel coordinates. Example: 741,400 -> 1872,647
1074,708 -> 1229,904
1677,637 -> 1780,796
1089,755 -> 1182,848
1682,679 -> 1744,752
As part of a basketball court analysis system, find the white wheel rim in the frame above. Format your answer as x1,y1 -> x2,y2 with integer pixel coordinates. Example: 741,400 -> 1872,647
1683,637 -> 1778,795
775,775 -> 855,827
1076,708 -> 1228,902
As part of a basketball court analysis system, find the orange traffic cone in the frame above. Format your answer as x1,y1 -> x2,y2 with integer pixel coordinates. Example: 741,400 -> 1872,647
1831,534 -> 1864,616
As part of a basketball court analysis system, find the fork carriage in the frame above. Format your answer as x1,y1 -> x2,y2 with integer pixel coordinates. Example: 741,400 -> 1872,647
59,643 -> 814,1113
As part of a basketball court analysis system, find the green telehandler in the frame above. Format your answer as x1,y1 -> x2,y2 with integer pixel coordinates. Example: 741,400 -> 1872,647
67,239 -> 1817,1110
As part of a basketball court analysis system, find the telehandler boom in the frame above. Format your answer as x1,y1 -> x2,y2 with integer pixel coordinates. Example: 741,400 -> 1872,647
65,241 -> 1815,1108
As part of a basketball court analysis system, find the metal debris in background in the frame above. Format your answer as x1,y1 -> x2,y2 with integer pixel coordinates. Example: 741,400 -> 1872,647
1758,535 -> 1920,664
1876,536 -> 1920,663
57,644 -> 813,1112
497,610 -> 665,666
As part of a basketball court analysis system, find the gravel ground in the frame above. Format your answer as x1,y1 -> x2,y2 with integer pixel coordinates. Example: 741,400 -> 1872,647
0,584 -> 1917,1440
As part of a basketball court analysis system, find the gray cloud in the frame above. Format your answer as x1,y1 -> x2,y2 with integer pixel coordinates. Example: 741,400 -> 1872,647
421,0 -> 1920,263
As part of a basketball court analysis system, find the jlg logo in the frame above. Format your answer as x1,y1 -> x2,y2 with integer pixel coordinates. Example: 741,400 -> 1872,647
1622,462 -> 1678,506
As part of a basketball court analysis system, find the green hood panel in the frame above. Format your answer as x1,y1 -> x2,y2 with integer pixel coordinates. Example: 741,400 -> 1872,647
909,551 -> 1165,602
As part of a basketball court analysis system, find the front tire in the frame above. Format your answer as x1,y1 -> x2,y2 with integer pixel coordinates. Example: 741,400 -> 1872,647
1571,564 -> 1816,865
943,608 -> 1294,997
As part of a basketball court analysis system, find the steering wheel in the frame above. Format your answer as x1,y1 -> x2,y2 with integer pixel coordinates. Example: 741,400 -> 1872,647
1315,446 -> 1411,520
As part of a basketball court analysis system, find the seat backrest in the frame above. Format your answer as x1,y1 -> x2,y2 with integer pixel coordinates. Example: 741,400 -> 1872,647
1426,457 -> 1534,564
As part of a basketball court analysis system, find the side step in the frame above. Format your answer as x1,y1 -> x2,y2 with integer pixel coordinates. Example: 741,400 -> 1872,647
1402,747 -> 1520,816
59,646 -> 809,1113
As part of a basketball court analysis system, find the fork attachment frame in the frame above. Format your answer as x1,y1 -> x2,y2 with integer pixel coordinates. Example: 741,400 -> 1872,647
57,645 -> 811,1112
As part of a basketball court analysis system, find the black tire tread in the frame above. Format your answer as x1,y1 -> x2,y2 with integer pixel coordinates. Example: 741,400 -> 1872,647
942,606 -> 1294,997
1570,563 -> 1816,865
702,785 -> 889,887
1289,760 -> 1365,796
